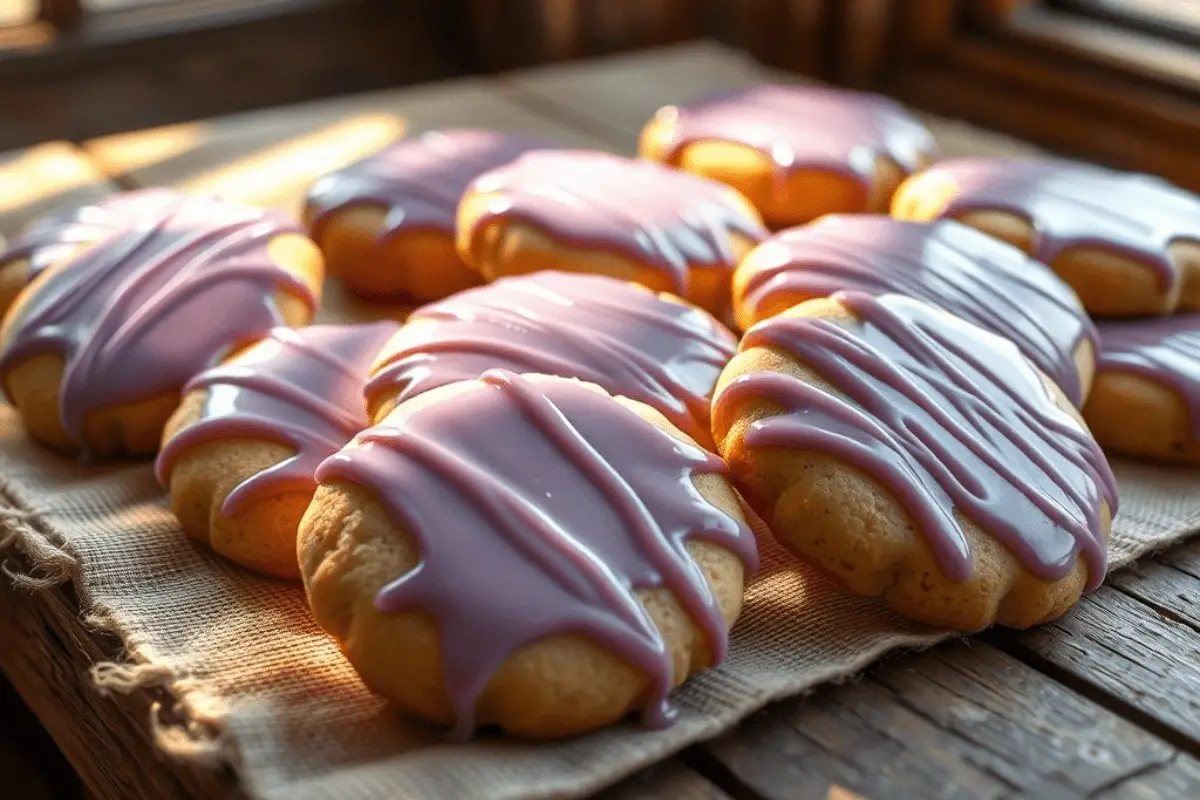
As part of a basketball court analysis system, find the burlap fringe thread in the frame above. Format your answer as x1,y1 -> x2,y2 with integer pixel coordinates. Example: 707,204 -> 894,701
0,478 -> 225,767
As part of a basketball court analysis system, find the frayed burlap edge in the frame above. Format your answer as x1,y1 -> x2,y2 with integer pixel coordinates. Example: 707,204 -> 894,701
0,477 -> 229,769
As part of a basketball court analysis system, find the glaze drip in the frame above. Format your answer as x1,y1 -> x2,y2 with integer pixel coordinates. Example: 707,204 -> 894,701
656,85 -> 934,202
720,292 -> 1114,586
1,188 -> 189,279
925,158 -> 1200,292
463,150 -> 768,292
365,272 -> 737,445
1095,314 -> 1200,437
306,129 -> 551,238
156,322 -> 399,513
739,216 -> 1095,405
0,193 -> 318,450
317,371 -> 758,740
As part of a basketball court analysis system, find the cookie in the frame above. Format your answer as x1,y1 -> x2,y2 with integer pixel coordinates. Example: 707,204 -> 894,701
712,292 -> 1116,631
305,130 -> 550,302
157,322 -> 398,579
0,193 -> 324,457
733,215 -> 1097,406
1084,314 -> 1200,463
639,85 -> 936,229
456,149 -> 767,317
0,188 -> 187,319
891,158 -> 1200,315
301,370 -> 757,739
365,271 -> 735,447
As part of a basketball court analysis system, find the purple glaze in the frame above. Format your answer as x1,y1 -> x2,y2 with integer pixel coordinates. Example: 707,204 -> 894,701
0,193 -> 319,452
655,85 -> 935,206
0,188 -> 192,280
918,158 -> 1200,292
156,322 -> 399,513
365,272 -> 736,446
306,129 -> 552,239
1095,314 -> 1200,437
719,292 -> 1115,587
463,150 -> 768,293
317,370 -> 758,740
739,215 -> 1096,405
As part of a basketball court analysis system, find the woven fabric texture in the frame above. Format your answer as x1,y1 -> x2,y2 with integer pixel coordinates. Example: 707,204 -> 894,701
1,404 -> 1197,799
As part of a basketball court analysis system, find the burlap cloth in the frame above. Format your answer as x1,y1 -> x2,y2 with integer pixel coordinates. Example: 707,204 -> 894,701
3,389 -> 1199,799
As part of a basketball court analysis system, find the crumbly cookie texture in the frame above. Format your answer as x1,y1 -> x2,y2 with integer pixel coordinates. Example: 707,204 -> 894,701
300,373 -> 757,739
712,294 -> 1115,632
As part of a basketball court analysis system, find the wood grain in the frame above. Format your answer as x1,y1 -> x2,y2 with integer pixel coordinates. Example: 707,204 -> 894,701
1108,540 -> 1200,632
1007,587 -> 1200,747
702,641 -> 1180,799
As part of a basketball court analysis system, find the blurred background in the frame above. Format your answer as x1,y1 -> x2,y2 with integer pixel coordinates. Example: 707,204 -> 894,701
1,0 -> 1200,187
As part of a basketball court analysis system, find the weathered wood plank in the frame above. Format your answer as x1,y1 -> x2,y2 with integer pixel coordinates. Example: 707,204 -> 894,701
0,676 -> 74,800
85,79 -> 618,217
0,142 -> 114,242
702,641 -> 1180,800
1005,587 -> 1200,747
1095,753 -> 1200,799
1108,540 -> 1200,633
0,573 -> 243,800
599,760 -> 732,800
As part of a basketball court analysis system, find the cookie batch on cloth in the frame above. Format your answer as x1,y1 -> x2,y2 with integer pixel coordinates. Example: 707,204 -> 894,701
157,322 -> 399,579
455,149 -> 768,317
712,293 -> 1116,632
300,371 -> 758,740
304,130 -> 552,302
364,271 -> 736,448
892,157 -> 1200,315
732,215 -> 1097,406
0,192 -> 324,457
640,84 -> 936,228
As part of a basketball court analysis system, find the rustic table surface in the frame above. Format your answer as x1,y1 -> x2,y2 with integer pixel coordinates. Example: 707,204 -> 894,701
2,41 -> 1199,800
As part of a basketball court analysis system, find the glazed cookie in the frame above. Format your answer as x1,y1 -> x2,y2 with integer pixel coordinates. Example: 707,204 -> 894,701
365,271 -> 736,447
1084,314 -> 1200,463
891,157 -> 1200,315
300,370 -> 758,739
157,322 -> 399,579
0,193 -> 324,457
639,85 -> 936,229
733,215 -> 1097,406
305,130 -> 550,302
456,149 -> 767,317
0,188 -> 187,319
712,292 -> 1116,632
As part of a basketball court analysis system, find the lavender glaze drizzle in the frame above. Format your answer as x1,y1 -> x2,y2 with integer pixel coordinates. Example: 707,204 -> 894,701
0,193 -> 319,450
366,272 -> 736,445
463,150 -> 768,293
720,292 -> 1115,586
1095,314 -> 1200,437
305,129 -> 552,239
919,158 -> 1200,292
0,188 -> 189,279
317,370 -> 758,740
654,85 -> 935,203
739,216 -> 1096,405
156,322 -> 399,513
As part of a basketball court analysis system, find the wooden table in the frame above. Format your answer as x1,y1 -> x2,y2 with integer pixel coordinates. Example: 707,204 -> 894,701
2,41 -> 1199,800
